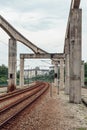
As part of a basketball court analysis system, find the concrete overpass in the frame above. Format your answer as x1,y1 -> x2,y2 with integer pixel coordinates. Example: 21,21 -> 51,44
0,0 -> 84,104
0,15 -> 47,54
20,53 -> 65,89
0,15 -> 65,92
19,0 -> 82,104
0,15 -> 48,92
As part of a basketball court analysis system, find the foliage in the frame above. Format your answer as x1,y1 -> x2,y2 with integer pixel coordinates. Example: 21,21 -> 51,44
17,70 -> 20,79
27,70 -> 55,83
1,62 -> 87,86
84,62 -> 87,77
0,64 -> 8,85
77,128 -> 87,130
84,62 -> 87,84
0,64 -> 8,77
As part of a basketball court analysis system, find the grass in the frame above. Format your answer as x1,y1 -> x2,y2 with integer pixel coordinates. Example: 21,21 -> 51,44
76,128 -> 87,130
85,116 -> 87,119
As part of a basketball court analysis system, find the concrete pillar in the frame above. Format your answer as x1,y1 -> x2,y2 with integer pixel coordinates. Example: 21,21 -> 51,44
8,38 -> 17,92
65,38 -> 70,94
65,54 -> 70,94
54,62 -> 58,87
69,9 -> 82,103
81,61 -> 84,87
59,59 -> 64,90
20,58 -> 24,87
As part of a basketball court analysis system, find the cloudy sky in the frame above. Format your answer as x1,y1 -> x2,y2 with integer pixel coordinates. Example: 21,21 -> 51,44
0,0 -> 87,69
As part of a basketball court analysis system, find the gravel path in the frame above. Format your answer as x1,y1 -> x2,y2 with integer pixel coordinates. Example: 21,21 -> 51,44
1,86 -> 87,130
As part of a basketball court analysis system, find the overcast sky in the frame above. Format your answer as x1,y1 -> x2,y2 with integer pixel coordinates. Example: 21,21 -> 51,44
0,0 -> 87,69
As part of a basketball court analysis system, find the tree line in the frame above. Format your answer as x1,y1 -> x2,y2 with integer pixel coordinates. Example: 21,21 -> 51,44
0,64 -> 54,86
84,62 -> 87,84
0,64 -> 8,85
0,63 -> 87,86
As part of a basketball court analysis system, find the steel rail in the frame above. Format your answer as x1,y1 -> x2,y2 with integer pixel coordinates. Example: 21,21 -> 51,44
0,84 -> 44,112
0,82 -> 49,129
0,82 -> 43,101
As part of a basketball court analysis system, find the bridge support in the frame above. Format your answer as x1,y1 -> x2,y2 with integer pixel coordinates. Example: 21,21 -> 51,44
65,39 -> 70,95
8,38 -> 17,92
69,9 -> 82,103
59,59 -> 64,90
20,58 -> 24,87
81,61 -> 84,87
53,61 -> 58,87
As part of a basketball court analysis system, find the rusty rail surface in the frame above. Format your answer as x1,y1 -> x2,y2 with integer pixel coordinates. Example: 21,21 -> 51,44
0,83 -> 44,112
0,82 -> 49,129
0,82 -> 43,101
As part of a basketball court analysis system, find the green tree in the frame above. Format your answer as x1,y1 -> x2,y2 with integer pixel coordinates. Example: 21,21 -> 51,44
0,64 -> 8,85
84,62 -> 87,77
84,62 -> 87,84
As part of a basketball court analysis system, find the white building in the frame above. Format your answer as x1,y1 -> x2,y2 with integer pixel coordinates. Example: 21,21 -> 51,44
24,67 -> 49,79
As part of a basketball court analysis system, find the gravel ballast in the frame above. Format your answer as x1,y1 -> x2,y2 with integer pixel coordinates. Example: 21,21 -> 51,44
1,86 -> 87,130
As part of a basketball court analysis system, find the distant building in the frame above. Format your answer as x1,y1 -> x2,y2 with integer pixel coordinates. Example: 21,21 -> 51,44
24,67 -> 49,79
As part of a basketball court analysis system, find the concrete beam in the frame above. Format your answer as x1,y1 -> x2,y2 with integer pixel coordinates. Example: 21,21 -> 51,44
0,15 -> 47,54
20,53 -> 65,59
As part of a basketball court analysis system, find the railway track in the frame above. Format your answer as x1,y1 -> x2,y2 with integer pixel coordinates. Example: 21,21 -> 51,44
0,82 -> 41,99
0,82 -> 44,111
0,82 -> 49,129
